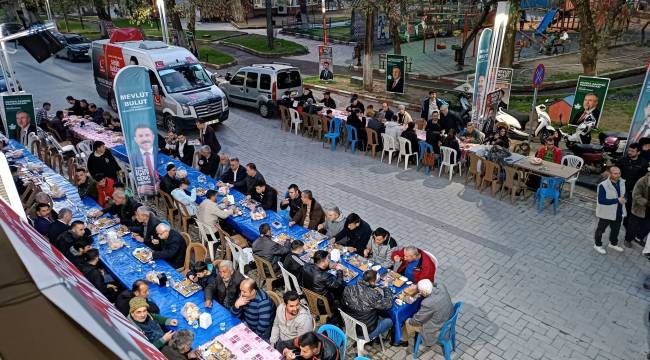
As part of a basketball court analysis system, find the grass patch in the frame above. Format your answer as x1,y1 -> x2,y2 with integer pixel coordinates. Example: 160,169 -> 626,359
299,26 -> 351,42
223,34 -> 308,55
303,75 -> 338,86
198,46 -> 235,65
194,30 -> 241,41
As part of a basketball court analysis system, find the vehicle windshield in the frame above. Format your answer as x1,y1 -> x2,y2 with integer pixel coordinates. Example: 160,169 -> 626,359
66,36 -> 89,44
158,63 -> 212,93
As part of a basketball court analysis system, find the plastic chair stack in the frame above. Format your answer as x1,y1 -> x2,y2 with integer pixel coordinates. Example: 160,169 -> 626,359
532,176 -> 565,214
323,118 -> 343,151
345,125 -> 359,154
413,301 -> 464,360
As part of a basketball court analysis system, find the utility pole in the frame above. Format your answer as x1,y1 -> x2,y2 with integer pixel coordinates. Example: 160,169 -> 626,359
266,0 -> 274,50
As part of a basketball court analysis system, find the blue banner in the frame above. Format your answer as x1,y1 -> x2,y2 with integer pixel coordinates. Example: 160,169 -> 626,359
113,66 -> 159,196
627,66 -> 650,147
472,29 -> 492,122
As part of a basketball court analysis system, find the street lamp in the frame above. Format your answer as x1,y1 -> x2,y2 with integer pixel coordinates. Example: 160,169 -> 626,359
322,0 -> 328,46
481,1 -> 509,119
156,0 -> 169,44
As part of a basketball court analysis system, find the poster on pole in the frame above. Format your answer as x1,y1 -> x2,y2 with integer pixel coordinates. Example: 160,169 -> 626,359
569,76 -> 610,127
1,94 -> 36,144
472,29 -> 493,122
113,65 -> 159,196
495,67 -> 514,109
318,45 -> 334,81
626,67 -> 650,145
482,90 -> 502,134
386,54 -> 406,94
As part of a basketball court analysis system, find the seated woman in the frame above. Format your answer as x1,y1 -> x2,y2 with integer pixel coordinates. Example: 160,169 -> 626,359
484,125 -> 510,149
170,178 -> 198,216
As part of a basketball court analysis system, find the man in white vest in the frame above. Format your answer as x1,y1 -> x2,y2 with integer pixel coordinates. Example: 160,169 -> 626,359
594,166 -> 626,254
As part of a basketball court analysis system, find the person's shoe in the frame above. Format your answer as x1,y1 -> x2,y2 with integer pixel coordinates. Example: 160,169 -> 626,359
594,245 -> 606,254
624,240 -> 632,248
608,244 -> 624,252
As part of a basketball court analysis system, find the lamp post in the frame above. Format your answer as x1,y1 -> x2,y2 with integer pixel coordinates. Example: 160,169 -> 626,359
156,0 -> 170,44
322,0 -> 327,45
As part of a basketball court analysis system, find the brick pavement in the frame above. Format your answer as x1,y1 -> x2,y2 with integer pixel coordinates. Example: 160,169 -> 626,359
214,107 -> 649,359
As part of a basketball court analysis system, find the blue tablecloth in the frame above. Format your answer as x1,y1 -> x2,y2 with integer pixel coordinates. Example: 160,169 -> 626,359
8,141 -> 240,348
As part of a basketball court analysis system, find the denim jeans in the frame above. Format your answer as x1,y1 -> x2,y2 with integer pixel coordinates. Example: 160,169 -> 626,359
368,317 -> 393,340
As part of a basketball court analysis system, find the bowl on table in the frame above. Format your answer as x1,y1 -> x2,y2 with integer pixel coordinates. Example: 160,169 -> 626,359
529,157 -> 543,165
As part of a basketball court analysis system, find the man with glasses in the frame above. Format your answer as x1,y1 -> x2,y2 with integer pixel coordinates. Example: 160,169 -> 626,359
152,222 -> 186,269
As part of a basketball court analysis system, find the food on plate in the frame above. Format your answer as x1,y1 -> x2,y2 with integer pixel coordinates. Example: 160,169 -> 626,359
173,278 -> 202,297
392,278 -> 405,287
108,237 -> 124,250
117,225 -> 130,237
529,157 -> 543,165
303,230 -> 327,242
341,267 -> 358,282
95,218 -> 116,228
276,233 -> 290,242
195,188 -> 207,196
388,271 -> 402,279
176,169 -> 188,178
86,209 -> 102,218
133,247 -> 153,263
250,207 -> 266,221
146,271 -> 161,284
181,302 -> 201,323
201,340 -> 234,360
371,265 -> 382,271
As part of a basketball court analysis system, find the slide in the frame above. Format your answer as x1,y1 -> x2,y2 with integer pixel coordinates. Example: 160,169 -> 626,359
536,9 -> 559,34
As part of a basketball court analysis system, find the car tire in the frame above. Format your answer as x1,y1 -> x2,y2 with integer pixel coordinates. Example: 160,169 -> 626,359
259,102 -> 273,118
164,113 -> 177,133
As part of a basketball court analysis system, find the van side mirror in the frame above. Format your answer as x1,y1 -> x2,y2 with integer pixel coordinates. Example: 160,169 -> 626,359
152,85 -> 159,96
225,72 -> 232,81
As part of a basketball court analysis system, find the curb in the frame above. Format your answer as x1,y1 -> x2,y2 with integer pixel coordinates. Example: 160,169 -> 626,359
200,59 -> 238,70
279,28 -> 358,46
218,40 -> 309,58
230,20 -> 281,30
304,82 -> 424,113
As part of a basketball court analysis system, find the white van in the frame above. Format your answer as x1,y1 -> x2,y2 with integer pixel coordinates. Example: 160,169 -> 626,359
91,39 -> 228,132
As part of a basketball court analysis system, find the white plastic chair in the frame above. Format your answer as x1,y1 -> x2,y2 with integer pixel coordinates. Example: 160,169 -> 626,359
396,137 -> 418,170
439,146 -> 461,181
196,220 -> 219,261
561,154 -> 584,198
278,261 -> 302,295
289,108 -> 302,135
340,309 -> 386,357
226,235 -> 250,276
76,139 -> 94,155
380,133 -> 398,164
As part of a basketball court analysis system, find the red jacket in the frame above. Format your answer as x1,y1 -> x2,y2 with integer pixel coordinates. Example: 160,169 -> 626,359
391,247 -> 436,283
97,178 -> 115,208
535,145 -> 562,164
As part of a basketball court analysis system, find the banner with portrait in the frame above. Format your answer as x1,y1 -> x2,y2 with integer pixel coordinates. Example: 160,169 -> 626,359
626,67 -> 650,146
495,67 -> 514,109
318,45 -> 334,81
472,29 -> 493,122
482,90 -> 502,134
113,66 -> 159,196
386,54 -> 406,94
569,76 -> 610,127
1,94 -> 36,142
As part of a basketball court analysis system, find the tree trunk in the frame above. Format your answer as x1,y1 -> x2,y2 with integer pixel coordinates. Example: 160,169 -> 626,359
363,10 -> 375,92
500,0 -> 520,68
20,2 -> 40,26
458,0 -> 495,70
77,1 -> 85,29
266,0 -> 274,49
389,17 -> 401,54
299,0 -> 309,30
63,12 -> 70,32
231,0 -> 245,22
93,0 -> 112,20
574,0 -> 597,75
166,0 -> 188,47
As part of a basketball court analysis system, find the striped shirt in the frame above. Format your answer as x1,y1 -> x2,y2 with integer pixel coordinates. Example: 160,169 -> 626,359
231,289 -> 275,340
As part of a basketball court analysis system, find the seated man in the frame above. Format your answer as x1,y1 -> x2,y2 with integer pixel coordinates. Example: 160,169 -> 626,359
230,278 -> 275,341
46,208 -> 73,244
289,190 -> 325,230
95,173 -> 115,208
197,189 -> 237,237
535,136 -> 562,164
160,163 -> 180,194
400,121 -> 419,155
33,202 -> 55,235
391,245 -> 436,283
302,250 -> 345,312
197,145 -> 219,178
282,240 -> 306,284
319,91 -> 336,109
116,279 -> 161,316
131,206 -> 162,250
152,223 -> 187,269
75,167 -> 98,201
459,122 -> 483,144
80,249 -> 119,302
97,190 -> 141,227
215,153 -> 231,180
161,329 -> 196,360
277,331 -> 341,360
204,260 -> 245,309
334,213 -> 372,255
364,227 -> 398,269
219,157 -> 247,193
54,220 -> 92,255
280,184 -> 303,219
270,291 -> 314,348
171,178 -> 198,216
252,223 -> 291,273
128,297 -> 178,349
186,260 -> 216,289
244,163 -> 265,195
403,279 -> 453,354
342,270 -> 393,342
250,180 -> 278,212
65,240 -> 93,269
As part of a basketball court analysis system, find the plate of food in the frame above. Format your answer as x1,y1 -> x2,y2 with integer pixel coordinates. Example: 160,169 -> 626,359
341,267 -> 358,282
200,339 -> 235,360
86,208 -> 103,218
50,191 -> 67,199
371,265 -> 382,272
195,187 -> 207,196
173,278 -> 202,297
117,225 -> 130,237
250,207 -> 267,221
94,217 -> 118,229
529,157 -> 543,165
176,169 -> 188,179
392,278 -> 406,287
133,247 -> 153,263
303,230 -> 328,243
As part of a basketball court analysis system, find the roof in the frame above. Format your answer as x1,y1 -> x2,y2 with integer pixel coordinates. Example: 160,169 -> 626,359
247,63 -> 299,71
93,39 -> 196,63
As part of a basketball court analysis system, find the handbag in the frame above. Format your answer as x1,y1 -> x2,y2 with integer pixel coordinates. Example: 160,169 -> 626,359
422,152 -> 436,167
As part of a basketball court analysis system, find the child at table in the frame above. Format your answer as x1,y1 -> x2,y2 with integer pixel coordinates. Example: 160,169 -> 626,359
186,261 -> 216,289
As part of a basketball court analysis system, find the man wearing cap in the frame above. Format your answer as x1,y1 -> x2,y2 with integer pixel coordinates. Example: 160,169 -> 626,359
403,279 -> 453,353
346,94 -> 365,114
319,61 -> 333,80
128,297 -> 178,349
160,163 -> 180,194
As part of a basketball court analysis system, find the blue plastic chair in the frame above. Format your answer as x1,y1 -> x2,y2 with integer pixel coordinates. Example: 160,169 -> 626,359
345,125 -> 359,154
323,118 -> 343,151
417,141 -> 434,175
355,357 -> 372,360
318,324 -> 347,360
413,301 -> 463,360
532,176 -> 565,214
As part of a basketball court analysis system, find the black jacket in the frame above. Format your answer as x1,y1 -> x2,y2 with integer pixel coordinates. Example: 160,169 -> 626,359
245,172 -> 265,196
401,129 -> 420,154
160,174 -> 180,194
250,187 -> 278,211
283,253 -> 306,284
103,198 -> 141,227
78,177 -> 99,201
87,151 -> 120,180
186,270 -> 217,290
334,219 -> 372,255
204,270 -> 245,308
280,195 -> 302,219
152,229 -> 187,269
201,125 -> 221,155
80,262 -> 117,302
221,166 -> 247,193
46,220 -> 70,244
115,290 -> 160,316
302,263 -> 345,301
131,216 -> 162,250
320,97 -> 336,109
198,154 -> 219,178
426,131 -> 442,155
425,121 -> 441,133
54,229 -> 93,254
342,281 -> 393,333
172,141 -> 194,166
420,98 -> 445,120
276,333 -> 340,360
440,111 -> 463,132
616,156 -> 649,192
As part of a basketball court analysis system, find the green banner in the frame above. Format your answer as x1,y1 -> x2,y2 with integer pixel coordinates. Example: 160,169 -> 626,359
2,94 -> 36,143
472,29 -> 492,123
386,54 -> 406,94
569,76 -> 610,127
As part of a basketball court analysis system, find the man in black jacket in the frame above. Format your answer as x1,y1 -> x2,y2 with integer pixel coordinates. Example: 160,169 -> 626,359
401,122 -> 420,156
302,250 -> 345,314
172,132 -> 194,166
244,163 -> 265,195
219,157 -> 247,193
420,90 -> 446,122
75,167 -> 99,201
131,206 -> 162,251
87,141 -> 120,181
115,280 -> 160,316
46,208 -> 73,244
204,260 -> 245,309
278,331 -> 340,360
319,91 -> 336,109
54,220 -> 93,255
80,249 -> 119,302
280,184 -> 302,219
439,104 -> 463,133
160,163 -> 180,194
342,270 -> 393,342
152,223 -> 186,269
282,240 -> 306,284
250,180 -> 278,211
198,145 -> 219,178
196,118 -> 221,155
98,190 -> 141,227
335,213 -> 372,256
252,223 -> 290,273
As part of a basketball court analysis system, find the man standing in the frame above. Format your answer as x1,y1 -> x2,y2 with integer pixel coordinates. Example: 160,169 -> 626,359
594,166 -> 626,254
152,223 -> 187,269
571,93 -> 600,125
420,91 -> 446,123
196,118 -> 221,155
130,125 -> 159,194
230,278 -> 275,341
270,291 -> 314,348
403,279 -> 453,354
342,270 -> 394,344
616,143 -> 649,246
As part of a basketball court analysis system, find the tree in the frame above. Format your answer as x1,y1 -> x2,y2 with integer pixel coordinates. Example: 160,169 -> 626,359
456,0 -> 498,70
574,0 -> 629,75
166,0 -> 188,47
265,0 -> 273,49
93,0 -> 112,20
382,1 -> 407,55
499,0 -> 520,68
354,0 -> 381,91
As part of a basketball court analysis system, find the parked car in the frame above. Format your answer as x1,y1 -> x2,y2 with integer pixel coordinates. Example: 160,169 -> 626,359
217,64 -> 303,118
54,33 -> 91,61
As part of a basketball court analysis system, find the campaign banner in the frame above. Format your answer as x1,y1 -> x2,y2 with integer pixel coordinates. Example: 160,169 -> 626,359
472,28 -> 493,122
386,54 -> 406,94
318,45 -> 334,81
495,67 -> 514,108
2,94 -> 36,143
626,66 -> 650,145
482,90 -> 502,134
569,76 -> 610,127
113,66 -> 159,196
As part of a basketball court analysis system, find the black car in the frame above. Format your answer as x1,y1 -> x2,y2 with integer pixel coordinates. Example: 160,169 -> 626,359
54,33 -> 91,61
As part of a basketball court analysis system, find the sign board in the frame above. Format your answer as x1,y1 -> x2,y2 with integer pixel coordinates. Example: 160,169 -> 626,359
569,76 -> 610,127
472,29 -> 492,122
1,93 -> 36,143
626,67 -> 650,145
386,54 -> 406,94
318,45 -> 334,81
496,67 -> 514,108
483,90 -> 502,134
532,64 -> 545,88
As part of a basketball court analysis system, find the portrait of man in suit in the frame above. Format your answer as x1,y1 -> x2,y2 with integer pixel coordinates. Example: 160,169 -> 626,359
14,110 -> 37,145
129,124 -> 159,195
570,93 -> 601,125
630,101 -> 650,143
388,66 -> 404,94
319,60 -> 333,81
